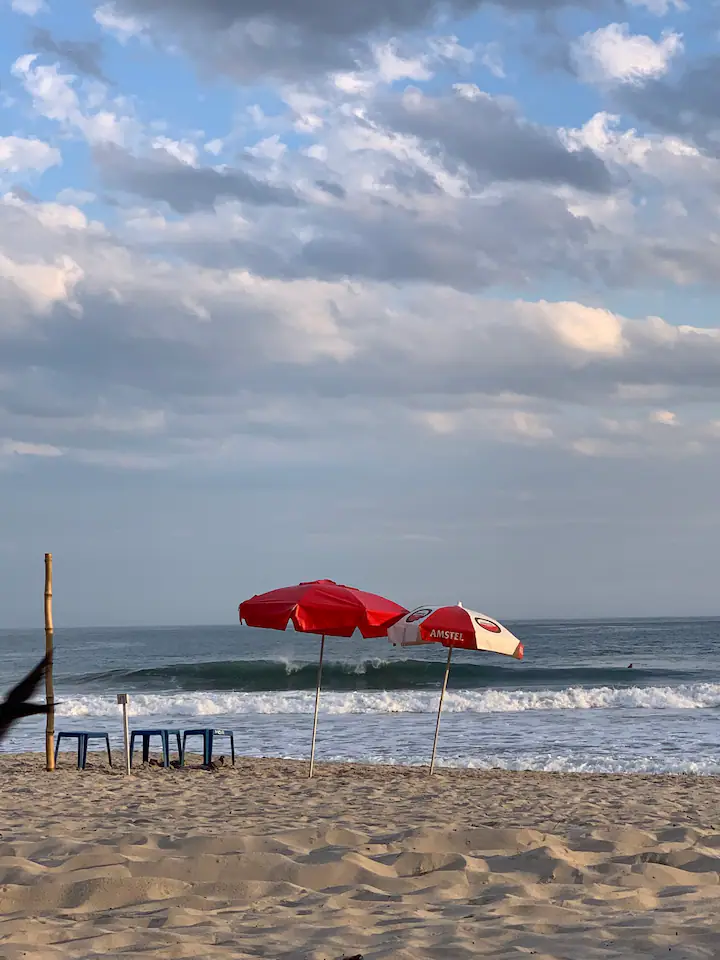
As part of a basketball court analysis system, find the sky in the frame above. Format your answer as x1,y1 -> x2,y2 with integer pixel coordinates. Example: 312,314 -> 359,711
1,0 -> 720,627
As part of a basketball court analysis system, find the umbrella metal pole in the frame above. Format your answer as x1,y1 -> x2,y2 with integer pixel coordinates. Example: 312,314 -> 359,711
429,645 -> 453,776
309,635 -> 326,779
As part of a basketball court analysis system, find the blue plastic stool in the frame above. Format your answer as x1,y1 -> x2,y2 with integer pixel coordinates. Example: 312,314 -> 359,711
129,729 -> 183,768
182,728 -> 235,766
55,731 -> 112,770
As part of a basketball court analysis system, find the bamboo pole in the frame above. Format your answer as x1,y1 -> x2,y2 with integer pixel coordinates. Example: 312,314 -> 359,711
44,553 -> 55,771
308,635 -> 326,779
429,645 -> 453,776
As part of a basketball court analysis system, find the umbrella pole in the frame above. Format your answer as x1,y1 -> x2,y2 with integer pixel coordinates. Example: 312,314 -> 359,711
308,634 -> 326,779
429,645 -> 453,776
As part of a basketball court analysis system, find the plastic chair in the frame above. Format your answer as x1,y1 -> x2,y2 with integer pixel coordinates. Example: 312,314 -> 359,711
182,728 -> 235,765
129,728 -> 183,768
55,731 -> 112,770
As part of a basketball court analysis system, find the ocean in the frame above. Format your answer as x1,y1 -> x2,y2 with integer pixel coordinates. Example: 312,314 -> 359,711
1,619 -> 720,774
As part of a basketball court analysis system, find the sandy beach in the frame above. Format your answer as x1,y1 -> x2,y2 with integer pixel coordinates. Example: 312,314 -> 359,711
0,756 -> 719,958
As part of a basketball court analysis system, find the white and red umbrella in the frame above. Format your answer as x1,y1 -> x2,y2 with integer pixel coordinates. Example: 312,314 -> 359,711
388,604 -> 524,774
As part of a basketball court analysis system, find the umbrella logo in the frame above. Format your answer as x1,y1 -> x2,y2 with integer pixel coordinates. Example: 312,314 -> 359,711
474,617 -> 501,633
406,607 -> 432,623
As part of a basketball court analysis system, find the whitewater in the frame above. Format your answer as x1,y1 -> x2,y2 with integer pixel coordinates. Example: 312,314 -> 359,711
55,681 -> 720,718
2,618 -> 720,773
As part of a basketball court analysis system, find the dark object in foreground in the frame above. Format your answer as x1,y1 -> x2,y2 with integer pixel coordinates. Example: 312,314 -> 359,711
0,655 -> 51,743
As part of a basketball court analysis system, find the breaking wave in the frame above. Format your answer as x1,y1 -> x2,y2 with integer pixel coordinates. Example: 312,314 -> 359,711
55,682 -> 720,718
74,658 -> 686,693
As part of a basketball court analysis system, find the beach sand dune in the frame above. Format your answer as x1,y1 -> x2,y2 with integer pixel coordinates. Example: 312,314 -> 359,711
1,755 -> 720,958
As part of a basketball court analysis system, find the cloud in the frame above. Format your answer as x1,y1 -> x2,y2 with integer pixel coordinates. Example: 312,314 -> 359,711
10,0 -> 44,15
56,188 -> 97,205
626,0 -> 686,14
150,137 -> 198,166
0,250 -> 83,316
11,55 -> 139,147
372,42 -> 432,84
572,23 -> 683,86
32,28 -> 108,81
44,52 -> 713,304
93,3 -> 146,43
4,9 -> 720,478
0,439 -> 61,457
479,43 -> 506,78
0,136 -> 60,174
620,56 -> 720,153
649,409 -> 677,424
374,84 -> 612,192
289,188 -> 600,289
103,80 -> 720,296
110,0 -> 603,80
95,144 -> 302,212
2,187 -> 720,470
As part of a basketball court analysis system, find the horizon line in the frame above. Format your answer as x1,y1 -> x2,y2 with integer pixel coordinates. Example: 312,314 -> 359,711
2,614 -> 720,631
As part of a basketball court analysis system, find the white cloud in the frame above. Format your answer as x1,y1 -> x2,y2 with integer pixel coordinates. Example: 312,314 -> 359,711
428,36 -> 475,67
93,3 -> 145,43
151,136 -> 199,166
650,409 -> 677,424
372,43 -> 432,84
56,188 -> 97,205
2,193 -> 104,233
245,135 -> 286,161
3,179 -> 720,467
0,440 -> 61,457
566,112 -> 655,167
10,0 -> 45,15
325,42 -> 433,104
11,55 -> 139,147
421,411 -> 457,435
479,43 -> 506,79
531,301 -> 626,356
0,251 -> 83,315
332,72 -> 375,97
4,31 -> 720,476
572,23 -> 683,86
511,411 -> 555,440
626,0 -> 686,14
12,54 -> 78,123
418,408 -> 554,443
0,135 -> 60,174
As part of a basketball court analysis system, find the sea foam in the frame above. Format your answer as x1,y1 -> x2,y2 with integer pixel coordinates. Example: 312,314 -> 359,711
55,682 -> 720,718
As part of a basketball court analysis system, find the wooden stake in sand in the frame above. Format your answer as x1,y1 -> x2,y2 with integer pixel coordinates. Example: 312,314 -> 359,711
117,694 -> 130,775
44,553 -> 55,772
429,645 -> 453,776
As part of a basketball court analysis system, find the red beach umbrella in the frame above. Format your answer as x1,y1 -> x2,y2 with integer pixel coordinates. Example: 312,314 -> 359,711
388,604 -> 524,774
239,580 -> 407,777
